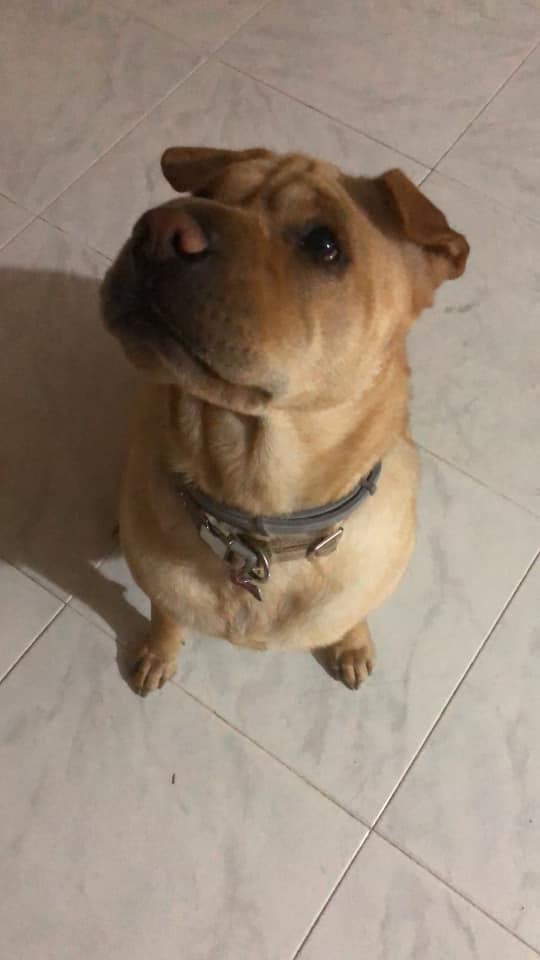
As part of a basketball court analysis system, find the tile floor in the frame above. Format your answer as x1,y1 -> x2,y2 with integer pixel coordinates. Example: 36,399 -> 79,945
0,2 -> 539,958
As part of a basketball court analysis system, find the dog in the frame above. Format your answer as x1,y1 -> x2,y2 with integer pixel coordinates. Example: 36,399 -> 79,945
101,147 -> 469,696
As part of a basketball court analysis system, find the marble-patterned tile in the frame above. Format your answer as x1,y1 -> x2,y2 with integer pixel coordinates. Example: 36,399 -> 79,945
380,560 -> 540,949
0,605 -> 363,960
0,0 -> 198,212
221,0 -> 540,166
111,0 -> 267,54
0,219 -> 136,600
0,195 -> 32,249
45,59 -> 427,258
67,452 -> 540,824
409,172 -> 540,515
0,559 -> 62,680
298,834 -> 538,960
439,45 -> 540,224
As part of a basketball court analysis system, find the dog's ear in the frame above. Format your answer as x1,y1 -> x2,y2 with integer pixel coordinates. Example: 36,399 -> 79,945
345,169 -> 469,307
161,146 -> 270,194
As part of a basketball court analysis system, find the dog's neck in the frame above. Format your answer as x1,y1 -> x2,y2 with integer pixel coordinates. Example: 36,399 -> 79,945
157,347 -> 409,514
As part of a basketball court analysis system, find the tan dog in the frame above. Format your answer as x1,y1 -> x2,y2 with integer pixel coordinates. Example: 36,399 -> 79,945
101,147 -> 468,696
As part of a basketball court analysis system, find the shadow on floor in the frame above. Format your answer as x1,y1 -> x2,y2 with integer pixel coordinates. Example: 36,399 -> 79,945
0,265 -> 148,674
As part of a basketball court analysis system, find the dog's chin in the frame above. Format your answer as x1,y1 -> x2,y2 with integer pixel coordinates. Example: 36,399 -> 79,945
107,309 -> 274,414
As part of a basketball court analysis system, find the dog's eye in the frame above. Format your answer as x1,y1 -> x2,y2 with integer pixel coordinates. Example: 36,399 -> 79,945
301,226 -> 341,264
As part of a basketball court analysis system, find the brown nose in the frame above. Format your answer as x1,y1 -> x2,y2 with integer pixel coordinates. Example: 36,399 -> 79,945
141,206 -> 209,259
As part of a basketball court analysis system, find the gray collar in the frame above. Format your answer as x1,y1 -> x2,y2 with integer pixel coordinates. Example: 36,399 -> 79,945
181,462 -> 381,537
177,462 -> 381,601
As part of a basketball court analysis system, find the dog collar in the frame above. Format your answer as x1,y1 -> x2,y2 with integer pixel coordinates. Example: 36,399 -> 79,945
177,462 -> 381,601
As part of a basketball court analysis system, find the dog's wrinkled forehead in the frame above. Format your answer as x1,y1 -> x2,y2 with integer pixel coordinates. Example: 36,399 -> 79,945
169,149 -> 345,220
213,154 -> 333,197
157,144 -> 469,318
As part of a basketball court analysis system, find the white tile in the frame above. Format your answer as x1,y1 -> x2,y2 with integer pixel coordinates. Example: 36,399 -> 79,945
0,0 -> 198,211
381,561 -> 540,949
0,559 -> 61,679
299,834 -> 538,960
45,59 -> 427,258
0,195 -> 32,249
112,0 -> 267,53
66,452 -> 540,823
0,219 -> 136,599
221,0 -> 540,165
440,45 -> 540,224
409,173 -> 540,515
0,605 -> 363,960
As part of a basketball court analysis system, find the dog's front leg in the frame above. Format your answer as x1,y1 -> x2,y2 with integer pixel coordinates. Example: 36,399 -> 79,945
131,603 -> 183,696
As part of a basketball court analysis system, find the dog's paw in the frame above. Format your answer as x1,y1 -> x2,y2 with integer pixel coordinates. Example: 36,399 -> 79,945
333,646 -> 374,689
131,646 -> 177,696
313,626 -> 375,690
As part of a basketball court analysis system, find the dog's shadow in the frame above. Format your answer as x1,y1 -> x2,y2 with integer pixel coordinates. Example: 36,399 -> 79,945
0,264 -> 149,683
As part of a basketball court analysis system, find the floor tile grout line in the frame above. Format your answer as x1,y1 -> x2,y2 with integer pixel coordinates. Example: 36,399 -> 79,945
3,6 -> 275,262
172,679 -> 371,827
107,0 -> 275,61
34,213 -> 114,263
369,549 -> 540,832
422,165 -> 540,230
0,213 -> 40,254
194,0 -> 276,60
15,43 -> 538,262
216,58 -> 432,171
0,603 -> 67,688
47,0 -> 276,226
432,38 -> 540,171
58,466 -> 538,832
0,188 -> 30,209
32,0 -> 275,245
33,57 -> 211,223
372,830 -> 540,957
3,28 -> 537,262
1,11 -> 538,950
416,444 -> 540,521
0,591 -> 372,958
0,536 -> 114,613
287,551 -> 539,958
219,36 -> 540,190
1,52 -> 210,255
0,190 -> 34,241
105,1 -> 203,57
289,829 -> 372,960
0,556 -> 69,607
12,210 -> 115,266
4,572 -> 539,956
60,592 -> 368,827
417,169 -> 433,187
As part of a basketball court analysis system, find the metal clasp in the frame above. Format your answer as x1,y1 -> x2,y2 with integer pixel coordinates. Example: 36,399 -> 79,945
308,527 -> 344,560
199,516 -> 271,600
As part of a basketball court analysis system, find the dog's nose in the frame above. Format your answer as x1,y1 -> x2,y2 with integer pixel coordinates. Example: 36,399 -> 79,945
141,207 -> 210,260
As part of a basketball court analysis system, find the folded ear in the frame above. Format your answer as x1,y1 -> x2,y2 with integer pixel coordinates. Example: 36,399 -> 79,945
161,146 -> 270,194
345,169 -> 469,307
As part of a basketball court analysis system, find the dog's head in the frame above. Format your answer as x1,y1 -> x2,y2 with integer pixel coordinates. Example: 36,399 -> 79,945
102,147 -> 468,412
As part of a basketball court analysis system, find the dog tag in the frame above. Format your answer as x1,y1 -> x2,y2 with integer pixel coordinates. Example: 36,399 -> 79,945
230,571 -> 263,601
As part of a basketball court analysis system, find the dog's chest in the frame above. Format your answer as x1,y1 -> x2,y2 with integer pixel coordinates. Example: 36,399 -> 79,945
122,434 -> 419,651
176,554 -> 332,649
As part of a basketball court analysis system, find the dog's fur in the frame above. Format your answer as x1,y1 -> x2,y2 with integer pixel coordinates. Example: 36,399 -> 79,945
101,147 -> 468,694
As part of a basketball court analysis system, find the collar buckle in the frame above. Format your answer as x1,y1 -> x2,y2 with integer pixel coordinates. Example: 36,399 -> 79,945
199,516 -> 271,599
308,526 -> 344,560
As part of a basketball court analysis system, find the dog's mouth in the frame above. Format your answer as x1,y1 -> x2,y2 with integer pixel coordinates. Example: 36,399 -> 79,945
139,303 -> 222,378
108,300 -> 228,383
102,286 -> 274,414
